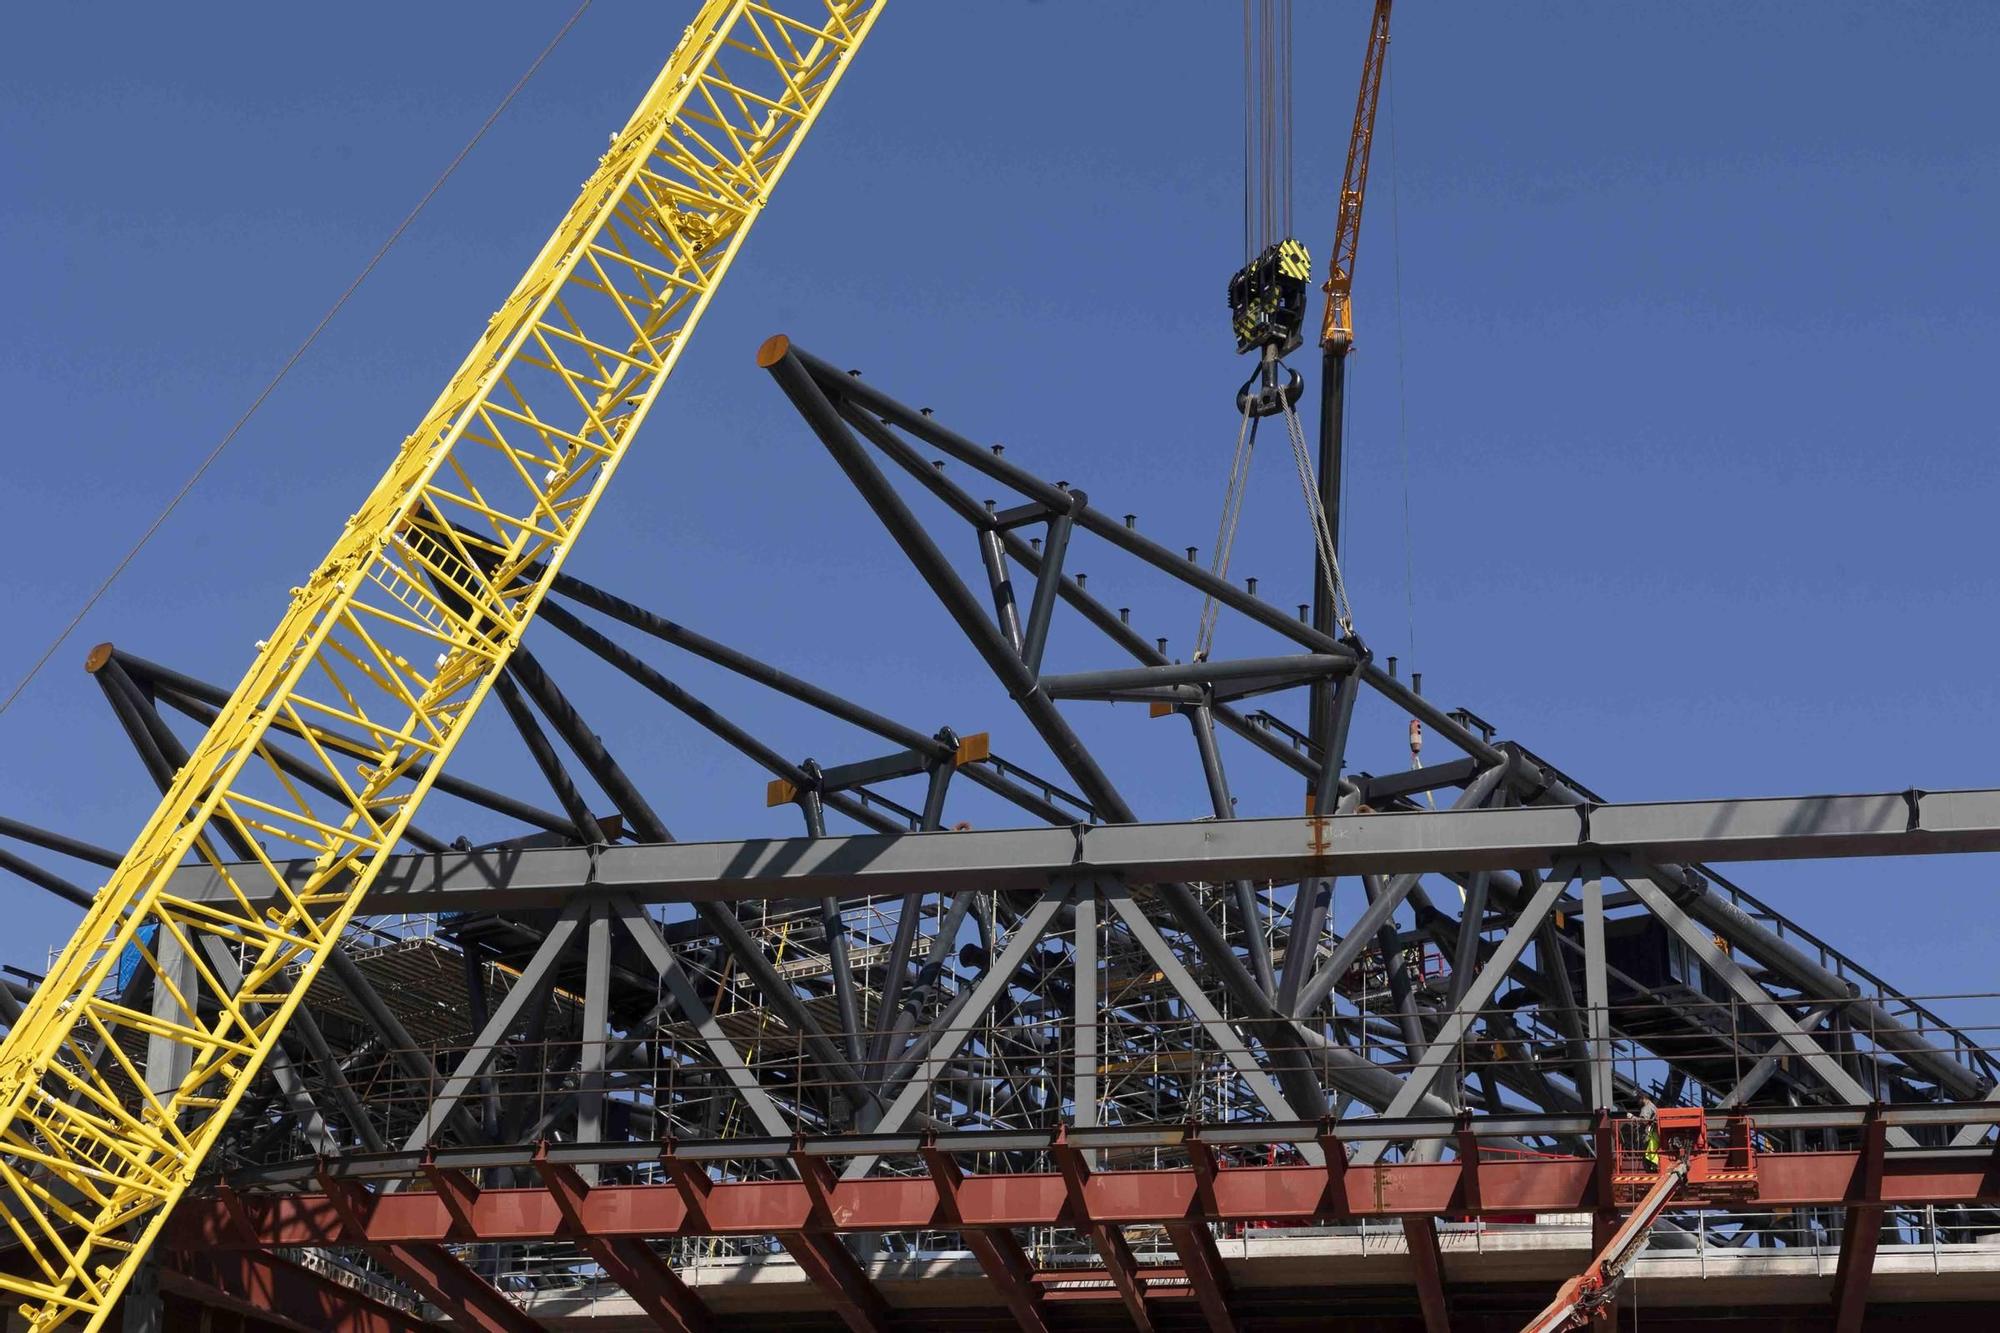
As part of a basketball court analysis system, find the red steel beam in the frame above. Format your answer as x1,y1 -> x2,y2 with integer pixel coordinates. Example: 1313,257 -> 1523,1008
182,1146 -> 2000,1251
420,1159 -> 483,1237
1401,1217 -> 1450,1333
319,1173 -> 541,1333
1163,1222 -> 1236,1333
535,1152 -> 711,1333
783,1149 -> 894,1333
924,1143 -> 1050,1333
1055,1133 -> 1154,1333
164,1246 -> 429,1333
1833,1115 -> 1889,1333
779,1232 -> 891,1333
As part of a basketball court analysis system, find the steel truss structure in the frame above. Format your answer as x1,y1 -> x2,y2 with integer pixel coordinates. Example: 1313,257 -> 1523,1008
5,338 -> 2000,1331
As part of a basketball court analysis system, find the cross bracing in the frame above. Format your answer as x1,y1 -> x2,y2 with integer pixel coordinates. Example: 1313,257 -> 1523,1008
1,341 -> 1997,1329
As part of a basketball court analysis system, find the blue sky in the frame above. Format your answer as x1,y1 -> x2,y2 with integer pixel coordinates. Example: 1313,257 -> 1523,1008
1,3 -> 1996,1001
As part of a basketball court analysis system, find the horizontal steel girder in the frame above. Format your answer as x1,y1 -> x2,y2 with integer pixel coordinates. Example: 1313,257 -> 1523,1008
176,1141 -> 2000,1247
160,786 -> 2000,912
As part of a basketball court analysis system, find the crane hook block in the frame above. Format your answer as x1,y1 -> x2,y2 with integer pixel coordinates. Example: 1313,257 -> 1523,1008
1228,237 -> 1313,357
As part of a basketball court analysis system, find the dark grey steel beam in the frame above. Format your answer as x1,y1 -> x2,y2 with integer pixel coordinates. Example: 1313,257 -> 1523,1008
395,903 -> 587,1152
841,881 -> 1078,1178
491,670 -> 607,845
1621,870 -> 1918,1148
1100,882 -> 1312,1148
1351,866 -> 1576,1162
830,384 -> 1314,782
0,846 -> 91,910
536,596 -> 900,837
611,896 -> 791,1137
1041,654 -> 1349,702
0,816 -> 119,869
1718,1005 -> 1834,1109
1360,758 -> 1482,809
1018,496 -> 1077,677
102,644 -> 579,840
545,576 -> 1075,825
505,642 -> 666,843
792,343 -> 1353,660
977,529 -> 1025,655
1188,706 -> 1276,996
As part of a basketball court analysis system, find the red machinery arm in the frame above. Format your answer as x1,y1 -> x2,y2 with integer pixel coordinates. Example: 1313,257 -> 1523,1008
1520,1157 -> 1690,1333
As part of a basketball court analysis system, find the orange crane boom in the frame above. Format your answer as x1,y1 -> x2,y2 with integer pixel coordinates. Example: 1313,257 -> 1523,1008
1319,0 -> 1393,354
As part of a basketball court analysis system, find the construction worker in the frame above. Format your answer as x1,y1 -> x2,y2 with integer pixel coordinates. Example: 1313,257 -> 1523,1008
1637,1094 -> 1660,1171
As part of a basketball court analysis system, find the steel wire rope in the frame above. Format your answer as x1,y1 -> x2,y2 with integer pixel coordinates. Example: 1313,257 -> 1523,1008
1281,395 -> 1356,634
0,0 -> 594,721
1194,408 -> 1259,661
1385,45 -> 1420,667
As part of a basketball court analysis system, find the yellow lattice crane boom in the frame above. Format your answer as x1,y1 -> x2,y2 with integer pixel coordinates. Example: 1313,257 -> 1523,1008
0,3 -> 883,1326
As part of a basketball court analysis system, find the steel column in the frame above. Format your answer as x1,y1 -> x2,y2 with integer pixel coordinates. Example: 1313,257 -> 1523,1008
575,903 -> 614,1183
1019,498 -> 1077,677
1073,886 -> 1099,1139
1188,704 -> 1277,998
1833,1114 -> 1887,1333
1401,1216 -> 1451,1333
1581,871 -> 1614,1112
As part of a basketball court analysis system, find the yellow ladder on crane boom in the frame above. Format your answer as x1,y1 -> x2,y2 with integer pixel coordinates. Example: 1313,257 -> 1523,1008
0,3 -> 884,1326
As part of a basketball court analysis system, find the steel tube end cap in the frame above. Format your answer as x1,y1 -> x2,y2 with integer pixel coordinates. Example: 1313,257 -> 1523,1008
756,333 -> 792,367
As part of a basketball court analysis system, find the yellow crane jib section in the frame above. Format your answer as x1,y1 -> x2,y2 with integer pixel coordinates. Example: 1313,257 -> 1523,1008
0,2 -> 883,1327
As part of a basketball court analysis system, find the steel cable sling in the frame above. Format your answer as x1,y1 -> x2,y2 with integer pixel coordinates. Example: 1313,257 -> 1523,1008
1193,394 -> 1356,662
0,3 -> 883,1327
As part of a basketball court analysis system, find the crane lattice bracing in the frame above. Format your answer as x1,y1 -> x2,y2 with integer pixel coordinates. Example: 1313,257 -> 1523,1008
0,3 -> 882,1326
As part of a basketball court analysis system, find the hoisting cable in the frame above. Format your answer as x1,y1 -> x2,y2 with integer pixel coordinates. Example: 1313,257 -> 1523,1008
1385,43 -> 1419,667
1280,392 -> 1356,636
0,0 -> 593,722
1194,407 -> 1259,662
1210,0 -> 1360,659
